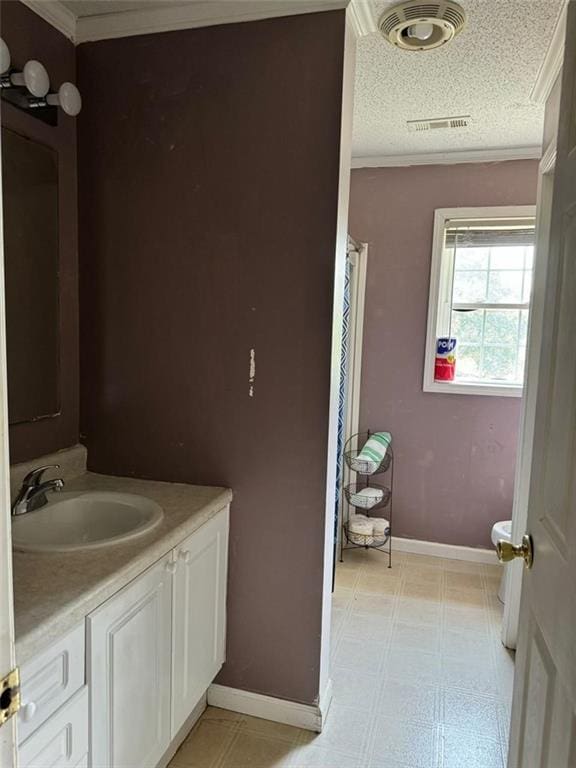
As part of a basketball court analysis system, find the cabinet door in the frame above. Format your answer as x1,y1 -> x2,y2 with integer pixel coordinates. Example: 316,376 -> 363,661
88,556 -> 173,768
172,507 -> 229,736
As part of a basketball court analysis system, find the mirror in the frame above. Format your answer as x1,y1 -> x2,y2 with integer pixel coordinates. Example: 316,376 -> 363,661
1,128 -> 60,424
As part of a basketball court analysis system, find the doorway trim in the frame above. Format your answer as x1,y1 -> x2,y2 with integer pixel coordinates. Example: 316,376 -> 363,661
502,138 -> 557,649
318,8 -> 357,726
0,122 -> 18,766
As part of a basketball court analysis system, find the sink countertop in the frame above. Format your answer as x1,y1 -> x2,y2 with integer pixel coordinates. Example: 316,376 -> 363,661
12,471 -> 232,664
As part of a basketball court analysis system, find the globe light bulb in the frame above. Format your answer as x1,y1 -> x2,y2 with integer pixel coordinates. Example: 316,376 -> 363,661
0,38 -> 10,74
24,60 -> 50,97
10,60 -> 50,96
47,82 -> 82,116
407,22 -> 434,41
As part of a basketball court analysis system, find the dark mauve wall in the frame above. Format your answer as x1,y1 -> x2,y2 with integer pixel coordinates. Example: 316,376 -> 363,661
1,1 -> 79,463
349,161 -> 538,549
77,11 -> 345,704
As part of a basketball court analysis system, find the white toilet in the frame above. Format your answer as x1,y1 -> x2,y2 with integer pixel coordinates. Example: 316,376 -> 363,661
491,520 -> 512,603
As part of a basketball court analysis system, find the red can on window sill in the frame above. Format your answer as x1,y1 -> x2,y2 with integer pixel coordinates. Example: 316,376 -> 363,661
435,337 -> 457,381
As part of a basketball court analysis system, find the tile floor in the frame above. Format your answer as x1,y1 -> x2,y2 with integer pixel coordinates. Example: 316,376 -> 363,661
168,549 -> 514,768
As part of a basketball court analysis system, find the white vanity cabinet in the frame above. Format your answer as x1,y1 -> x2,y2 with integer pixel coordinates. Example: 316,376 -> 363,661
171,507 -> 228,736
87,506 -> 229,768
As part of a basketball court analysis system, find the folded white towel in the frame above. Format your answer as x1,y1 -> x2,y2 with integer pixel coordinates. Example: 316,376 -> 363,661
349,486 -> 384,509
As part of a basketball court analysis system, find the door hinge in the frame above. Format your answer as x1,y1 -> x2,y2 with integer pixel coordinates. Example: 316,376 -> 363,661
0,667 -> 20,726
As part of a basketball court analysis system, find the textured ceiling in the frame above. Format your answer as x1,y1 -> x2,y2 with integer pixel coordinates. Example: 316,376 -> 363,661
353,0 -> 563,158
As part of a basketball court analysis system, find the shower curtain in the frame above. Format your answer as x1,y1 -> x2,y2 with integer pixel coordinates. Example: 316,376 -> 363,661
332,251 -> 352,587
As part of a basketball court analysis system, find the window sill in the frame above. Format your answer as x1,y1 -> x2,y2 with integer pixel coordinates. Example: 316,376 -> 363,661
423,380 -> 523,398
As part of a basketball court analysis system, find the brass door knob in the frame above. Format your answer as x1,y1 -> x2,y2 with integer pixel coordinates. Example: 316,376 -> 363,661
496,534 -> 534,569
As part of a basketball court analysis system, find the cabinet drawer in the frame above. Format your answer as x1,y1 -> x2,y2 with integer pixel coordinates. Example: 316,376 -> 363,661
19,686 -> 88,768
19,623 -> 85,743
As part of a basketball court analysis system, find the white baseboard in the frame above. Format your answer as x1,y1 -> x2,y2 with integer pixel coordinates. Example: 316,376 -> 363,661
207,679 -> 333,733
318,677 -> 333,726
393,536 -> 498,564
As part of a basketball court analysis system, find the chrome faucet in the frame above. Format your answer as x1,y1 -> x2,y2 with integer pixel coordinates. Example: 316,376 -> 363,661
12,464 -> 64,516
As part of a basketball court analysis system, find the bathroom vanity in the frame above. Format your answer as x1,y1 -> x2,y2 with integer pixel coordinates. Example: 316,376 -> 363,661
12,451 -> 231,768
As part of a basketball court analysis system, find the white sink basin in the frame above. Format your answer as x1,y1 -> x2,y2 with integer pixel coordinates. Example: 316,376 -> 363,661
12,491 -> 164,553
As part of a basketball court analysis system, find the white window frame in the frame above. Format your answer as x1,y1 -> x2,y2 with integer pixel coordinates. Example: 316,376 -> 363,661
423,205 -> 537,398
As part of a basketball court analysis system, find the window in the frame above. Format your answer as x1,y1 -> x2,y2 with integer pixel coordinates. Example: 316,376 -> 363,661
424,206 -> 537,397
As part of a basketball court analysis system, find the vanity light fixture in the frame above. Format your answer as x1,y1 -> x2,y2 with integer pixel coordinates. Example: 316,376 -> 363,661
0,37 -> 82,122
0,50 -> 51,98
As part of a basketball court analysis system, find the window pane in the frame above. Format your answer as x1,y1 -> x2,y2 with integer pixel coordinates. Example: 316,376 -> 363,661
453,270 -> 487,302
489,246 -> 526,270
487,270 -> 523,302
454,247 -> 489,270
482,345 -> 517,381
484,310 -> 519,345
456,344 -> 482,379
451,309 -> 483,343
433,213 -> 535,391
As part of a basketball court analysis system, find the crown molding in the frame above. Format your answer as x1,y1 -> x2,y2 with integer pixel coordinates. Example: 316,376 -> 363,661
19,0 -> 350,45
531,1 -> 567,104
351,146 -> 542,168
348,0 -> 377,38
19,0 -> 76,42
74,0 -> 347,44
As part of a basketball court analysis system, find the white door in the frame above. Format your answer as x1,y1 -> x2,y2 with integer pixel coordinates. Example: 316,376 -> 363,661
171,507 -> 228,737
0,126 -> 17,767
88,556 -> 172,768
508,4 -> 576,765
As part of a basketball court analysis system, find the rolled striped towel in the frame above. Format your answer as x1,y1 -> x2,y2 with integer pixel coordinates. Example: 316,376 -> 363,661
350,432 -> 392,474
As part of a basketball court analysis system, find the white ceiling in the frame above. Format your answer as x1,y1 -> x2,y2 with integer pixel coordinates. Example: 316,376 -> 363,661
353,0 -> 563,160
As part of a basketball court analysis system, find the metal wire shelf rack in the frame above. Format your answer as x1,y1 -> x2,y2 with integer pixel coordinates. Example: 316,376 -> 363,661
339,430 -> 394,567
